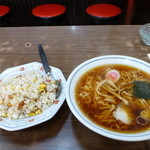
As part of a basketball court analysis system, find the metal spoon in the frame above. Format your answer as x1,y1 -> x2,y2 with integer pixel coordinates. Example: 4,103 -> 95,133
38,44 -> 61,98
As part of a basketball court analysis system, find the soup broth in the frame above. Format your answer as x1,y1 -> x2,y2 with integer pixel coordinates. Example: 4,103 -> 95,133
75,64 -> 150,133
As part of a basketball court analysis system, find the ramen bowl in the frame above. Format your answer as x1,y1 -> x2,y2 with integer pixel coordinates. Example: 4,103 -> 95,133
66,55 -> 150,141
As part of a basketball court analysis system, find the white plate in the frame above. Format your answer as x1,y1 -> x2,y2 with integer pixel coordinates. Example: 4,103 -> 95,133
0,62 -> 66,131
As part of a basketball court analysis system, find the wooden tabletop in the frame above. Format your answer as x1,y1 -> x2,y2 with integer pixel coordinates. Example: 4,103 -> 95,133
0,25 -> 149,150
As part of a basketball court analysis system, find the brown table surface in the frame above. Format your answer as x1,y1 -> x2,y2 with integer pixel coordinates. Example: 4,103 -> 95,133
0,25 -> 149,150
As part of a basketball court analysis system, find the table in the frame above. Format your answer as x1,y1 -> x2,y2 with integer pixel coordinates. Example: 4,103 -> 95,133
0,25 -> 149,150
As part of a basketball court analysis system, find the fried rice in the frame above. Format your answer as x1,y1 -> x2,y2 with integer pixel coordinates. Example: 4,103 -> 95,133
0,70 -> 58,119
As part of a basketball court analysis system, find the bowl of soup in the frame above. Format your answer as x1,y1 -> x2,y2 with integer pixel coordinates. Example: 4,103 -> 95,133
66,55 -> 150,141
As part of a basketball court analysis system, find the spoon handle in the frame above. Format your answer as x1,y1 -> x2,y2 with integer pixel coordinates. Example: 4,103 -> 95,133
38,44 -> 51,76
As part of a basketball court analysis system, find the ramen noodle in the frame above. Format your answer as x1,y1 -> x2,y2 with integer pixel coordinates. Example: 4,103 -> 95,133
75,64 -> 150,133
